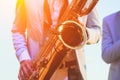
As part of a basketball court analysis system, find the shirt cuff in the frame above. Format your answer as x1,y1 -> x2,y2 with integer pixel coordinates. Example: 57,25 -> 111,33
17,49 -> 31,62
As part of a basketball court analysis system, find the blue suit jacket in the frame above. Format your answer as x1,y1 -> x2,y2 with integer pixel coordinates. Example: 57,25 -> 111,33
102,11 -> 120,80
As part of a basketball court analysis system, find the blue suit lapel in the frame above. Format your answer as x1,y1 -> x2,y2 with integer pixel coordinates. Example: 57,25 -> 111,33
114,11 -> 120,40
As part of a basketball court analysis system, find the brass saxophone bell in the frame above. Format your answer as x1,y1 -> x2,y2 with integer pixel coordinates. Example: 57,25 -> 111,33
58,20 -> 87,49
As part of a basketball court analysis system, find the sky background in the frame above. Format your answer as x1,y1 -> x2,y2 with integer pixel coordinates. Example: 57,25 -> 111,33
0,0 -> 120,80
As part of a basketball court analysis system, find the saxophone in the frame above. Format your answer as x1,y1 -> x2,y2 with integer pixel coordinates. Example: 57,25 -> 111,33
27,0 -> 98,80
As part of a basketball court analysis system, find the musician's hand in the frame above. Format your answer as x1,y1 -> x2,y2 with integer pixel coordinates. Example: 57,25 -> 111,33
18,60 -> 34,80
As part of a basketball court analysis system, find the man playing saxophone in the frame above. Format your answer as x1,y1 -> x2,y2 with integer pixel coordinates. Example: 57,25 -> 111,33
11,0 -> 101,80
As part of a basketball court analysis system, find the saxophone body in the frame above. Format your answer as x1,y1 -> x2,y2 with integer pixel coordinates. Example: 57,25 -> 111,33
27,0 -> 98,80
